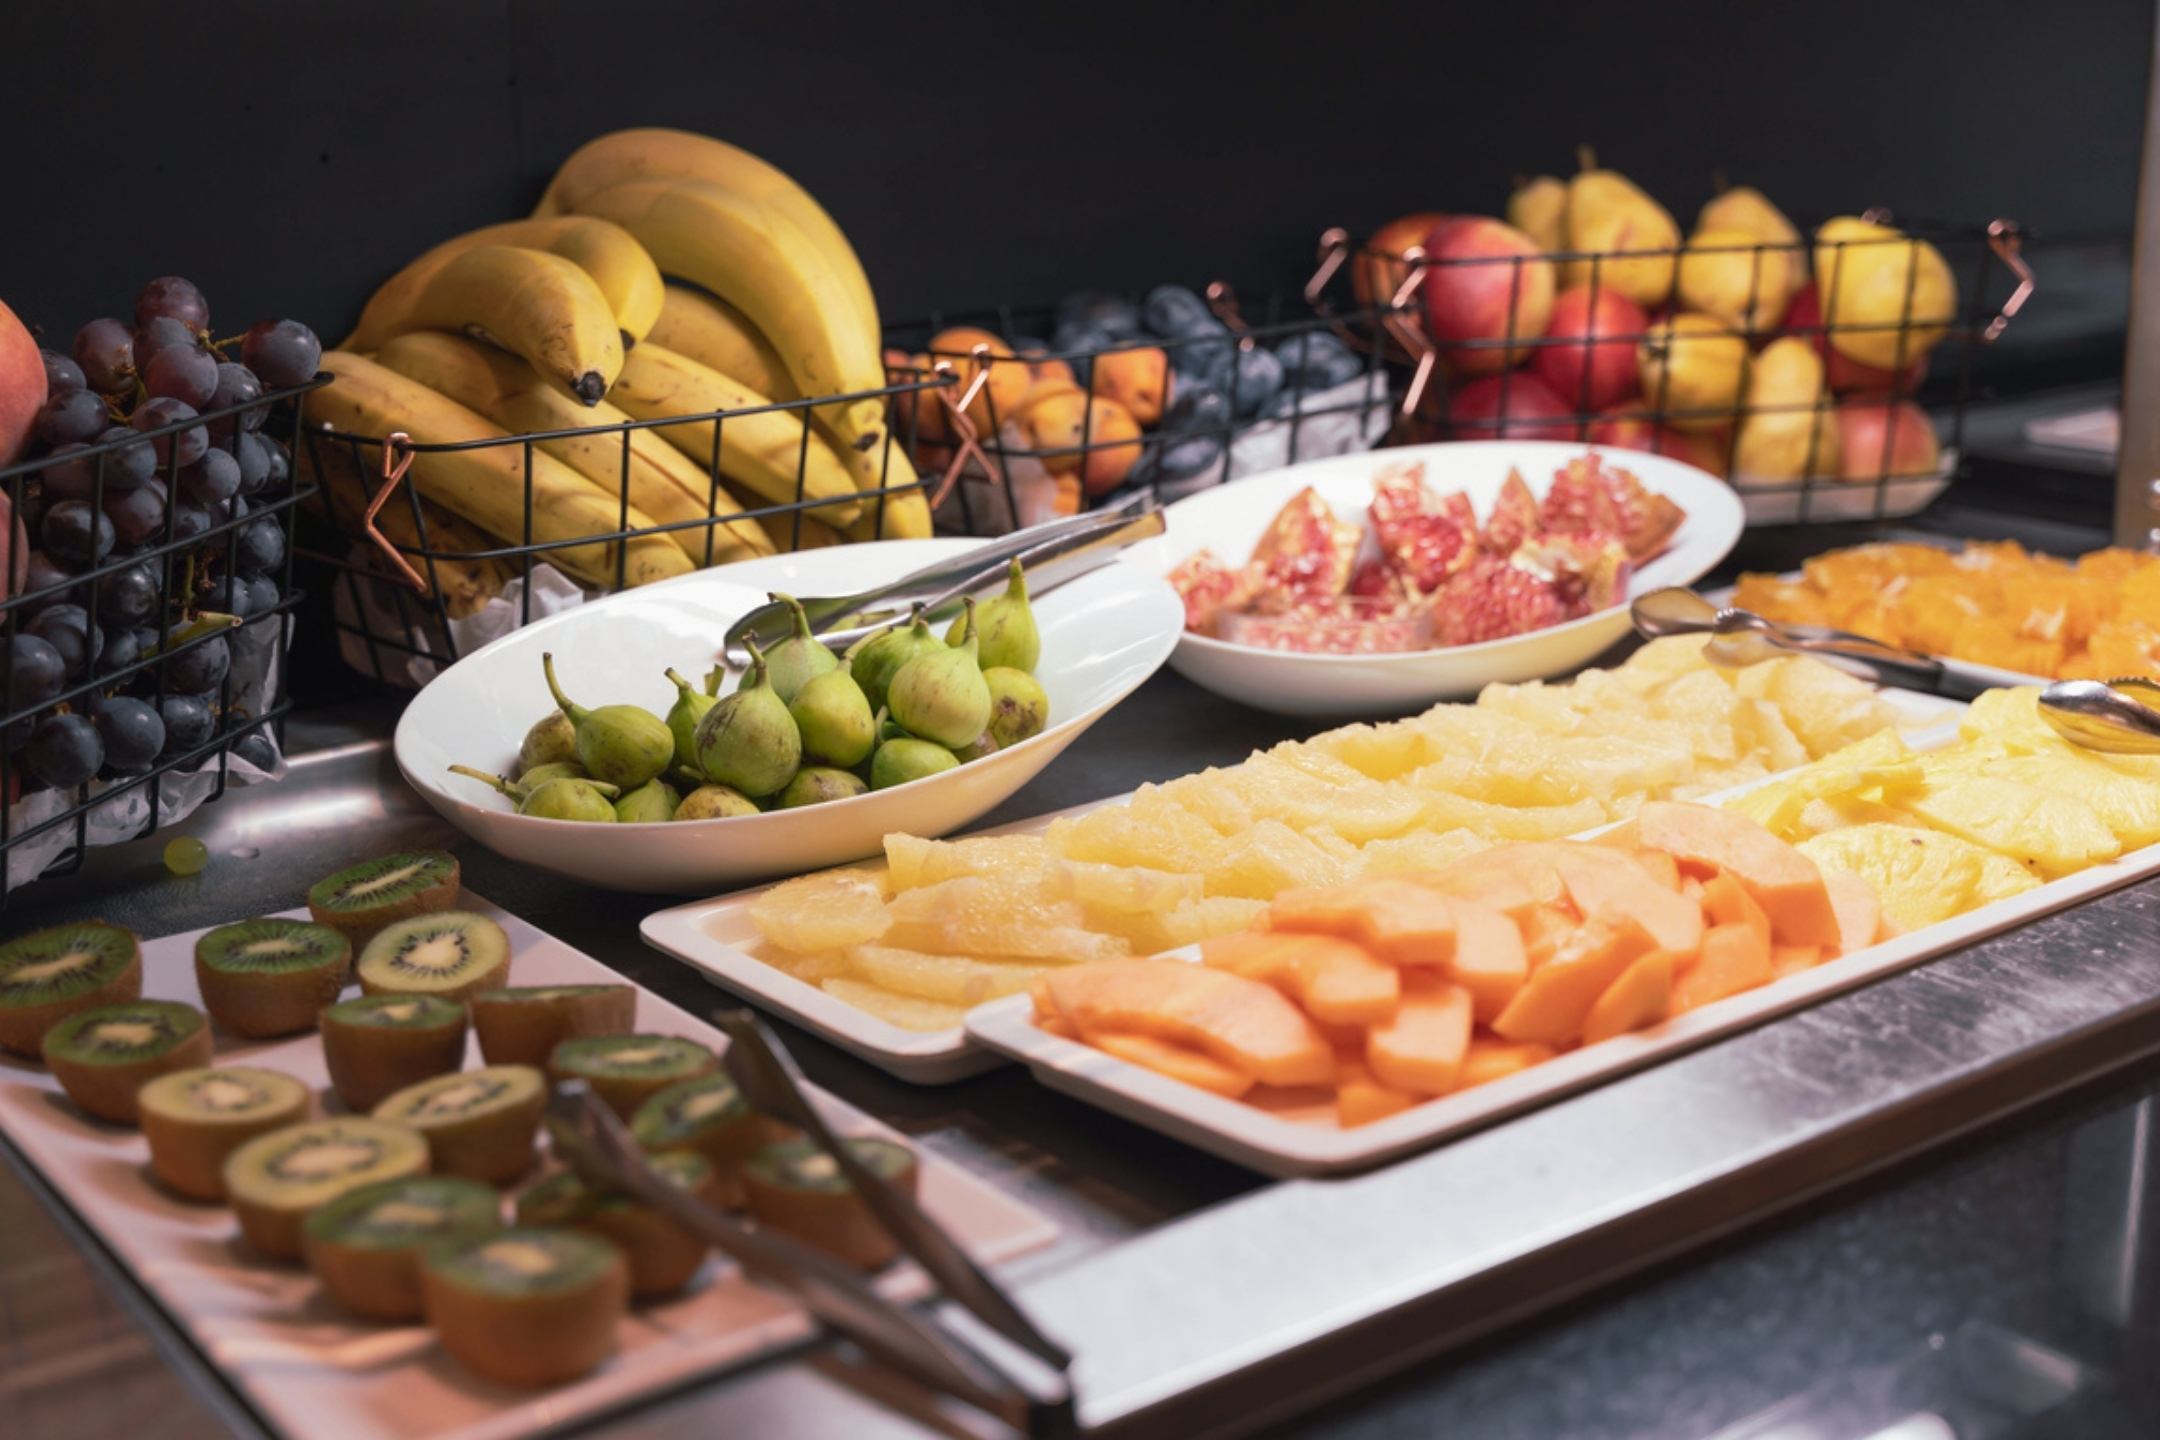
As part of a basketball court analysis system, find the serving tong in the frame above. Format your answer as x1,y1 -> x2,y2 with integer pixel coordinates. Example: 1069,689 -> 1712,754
722,501 -> 1165,664
1629,586 -> 2160,754
545,1010 -> 1074,1435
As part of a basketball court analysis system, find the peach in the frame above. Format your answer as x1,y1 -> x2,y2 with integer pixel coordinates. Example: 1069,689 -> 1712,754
928,325 -> 1032,431
1420,217 -> 1555,375
1090,345 -> 1168,426
1834,399 -> 1940,482
1531,285 -> 1647,411
0,299 -> 47,465
1023,391 -> 1141,497
1356,211 -> 1451,310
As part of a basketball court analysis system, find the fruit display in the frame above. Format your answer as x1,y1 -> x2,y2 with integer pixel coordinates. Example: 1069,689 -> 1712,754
744,637 -> 1902,1030
1168,451 -> 1681,653
1733,540 -> 2160,679
1025,801 -> 1891,1123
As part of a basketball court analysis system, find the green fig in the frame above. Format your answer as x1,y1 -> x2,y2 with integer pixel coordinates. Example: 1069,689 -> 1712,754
873,706 -> 909,745
674,783 -> 762,820
888,600 -> 992,747
516,760 -> 586,789
518,710 -> 578,772
984,667 -> 1050,749
870,738 -> 961,790
449,765 -> 620,822
778,767 -> 869,808
542,652 -> 673,789
614,777 -> 681,823
788,669 -> 875,768
849,605 -> 945,714
692,640 -> 802,798
949,730 -> 1000,762
663,668 -> 716,774
950,559 -> 1042,674
762,594 -> 841,704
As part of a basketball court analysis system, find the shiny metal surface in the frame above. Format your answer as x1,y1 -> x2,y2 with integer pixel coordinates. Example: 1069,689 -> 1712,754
2041,677 -> 2160,753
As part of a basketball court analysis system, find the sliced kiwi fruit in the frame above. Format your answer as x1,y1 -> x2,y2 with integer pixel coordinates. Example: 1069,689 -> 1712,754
194,918 -> 351,1039
320,994 -> 469,1112
222,1117 -> 431,1260
302,1174 -> 502,1321
42,1000 -> 213,1124
139,1066 -> 312,1200
357,912 -> 510,1003
545,1034 -> 717,1120
630,1074 -> 768,1207
371,1064 -> 546,1185
516,1149 -> 715,1296
307,850 -> 461,945
421,1226 -> 629,1387
742,1136 -> 917,1271
0,921 -> 143,1057
470,984 -> 637,1068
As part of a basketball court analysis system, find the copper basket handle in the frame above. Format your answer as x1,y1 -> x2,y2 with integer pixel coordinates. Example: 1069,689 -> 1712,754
1984,219 -> 2034,342
923,356 -> 994,511
362,432 -> 428,592
1305,227 -> 1353,311
1383,247 -> 1436,418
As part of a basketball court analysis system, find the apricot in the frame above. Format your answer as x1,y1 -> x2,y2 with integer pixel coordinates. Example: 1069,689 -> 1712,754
1038,959 -> 1334,1087
1090,1031 -> 1254,1098
1458,1038 -> 1557,1090
929,325 -> 1032,431
1090,345 -> 1169,426
1022,391 -> 1142,498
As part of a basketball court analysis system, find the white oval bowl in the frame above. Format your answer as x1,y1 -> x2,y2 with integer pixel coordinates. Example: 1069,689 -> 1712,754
1144,439 -> 1745,718
394,538 -> 1183,894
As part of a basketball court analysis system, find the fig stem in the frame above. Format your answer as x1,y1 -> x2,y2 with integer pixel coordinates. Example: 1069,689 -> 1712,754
448,764 -> 520,798
1005,556 -> 1028,600
541,652 -> 585,722
665,667 -> 698,696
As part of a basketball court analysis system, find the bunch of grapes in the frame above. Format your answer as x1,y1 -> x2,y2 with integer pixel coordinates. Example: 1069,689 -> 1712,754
6,276 -> 320,798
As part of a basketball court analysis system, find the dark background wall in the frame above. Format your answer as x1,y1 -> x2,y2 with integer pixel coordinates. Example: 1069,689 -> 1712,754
0,0 -> 2145,349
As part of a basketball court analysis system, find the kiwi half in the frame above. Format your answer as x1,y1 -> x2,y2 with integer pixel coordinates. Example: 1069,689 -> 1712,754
358,912 -> 510,1003
320,994 -> 469,1112
0,921 -> 142,1057
422,1226 -> 629,1387
195,918 -> 351,1038
546,1034 -> 718,1120
42,1000 -> 213,1123
223,1118 -> 431,1260
307,850 -> 461,945
139,1066 -> 312,1200
470,985 -> 636,1067
742,1136 -> 917,1271
516,1150 -> 715,1296
303,1175 -> 502,1320
372,1064 -> 546,1185
630,1074 -> 767,1207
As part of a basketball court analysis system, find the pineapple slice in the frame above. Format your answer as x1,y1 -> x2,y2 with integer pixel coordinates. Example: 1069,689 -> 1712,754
1049,799 -> 1228,872
1220,753 -> 1426,844
755,945 -> 851,984
1798,824 -> 2039,931
884,874 -> 1129,961
1753,658 -> 1902,757
1959,754 -> 2160,851
843,945 -> 1041,1006
1899,776 -> 2119,878
1064,861 -> 1206,913
1411,786 -> 1608,841
1204,819 -> 1353,899
821,977 -> 969,1032
1308,720 -> 1440,782
749,869 -> 892,953
1154,773 -> 1256,836
1155,896 -> 1270,949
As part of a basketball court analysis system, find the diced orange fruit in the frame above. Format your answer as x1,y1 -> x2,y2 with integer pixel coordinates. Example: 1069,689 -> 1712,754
1201,929 -> 1401,1026
1822,869 -> 1882,956
1270,879 -> 1456,965
1459,1037 -> 1557,1089
1771,944 -> 1822,978
1700,870 -> 1771,956
1037,959 -> 1335,1087
1672,921 -> 1775,1012
1491,916 -> 1658,1045
1090,1031 -> 1255,1098
1637,802 -> 1840,947
1581,949 -> 1675,1045
1442,897 -> 1528,1022
1336,1053 -> 1419,1127
1550,846 -> 1705,958
1366,974 -> 1473,1096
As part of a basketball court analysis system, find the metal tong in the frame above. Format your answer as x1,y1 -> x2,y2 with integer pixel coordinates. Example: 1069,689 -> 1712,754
722,501 -> 1165,664
1630,586 -> 1996,701
2035,676 -> 2160,754
545,1010 -> 1074,1435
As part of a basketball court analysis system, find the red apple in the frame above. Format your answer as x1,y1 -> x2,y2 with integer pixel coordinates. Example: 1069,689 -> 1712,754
1357,211 -> 1452,310
1447,374 -> 1575,441
1588,405 -> 1729,477
0,298 -> 45,466
1784,281 -> 1929,395
1531,284 -> 1647,412
1835,399 -> 1941,481
1421,216 -> 1555,375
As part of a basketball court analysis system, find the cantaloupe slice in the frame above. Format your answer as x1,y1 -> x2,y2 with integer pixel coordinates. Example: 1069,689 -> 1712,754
1038,1012 -> 1079,1040
1421,847 -> 1568,921
1593,819 -> 1643,850
1551,847 -> 1705,958
1090,1031 -> 1255,1097
1672,921 -> 1776,1012
1771,944 -> 1821,978
1041,959 -> 1336,1087
1631,848 -> 1682,890
1581,949 -> 1675,1045
1637,802 -> 1840,947
1518,904 -> 1579,969
1366,974 -> 1473,1095
1269,880 -> 1456,966
1201,929 -> 1402,1026
1459,1037 -> 1557,1089
1700,871 -> 1771,955
1491,916 -> 1658,1045
1821,869 -> 1881,957
1336,1053 -> 1419,1127
1443,897 -> 1529,1022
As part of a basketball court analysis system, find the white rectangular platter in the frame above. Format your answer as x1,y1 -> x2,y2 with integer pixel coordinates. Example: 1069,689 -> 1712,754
0,894 -> 1056,1440
963,717 -> 2160,1177
642,688 -> 1966,1085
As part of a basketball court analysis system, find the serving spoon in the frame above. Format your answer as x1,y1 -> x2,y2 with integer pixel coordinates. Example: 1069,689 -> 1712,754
2037,677 -> 2160,754
1629,587 -> 1993,700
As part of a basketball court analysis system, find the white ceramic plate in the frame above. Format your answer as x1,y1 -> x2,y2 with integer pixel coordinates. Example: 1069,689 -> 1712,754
1145,440 -> 1745,718
1732,448 -> 1956,527
395,539 -> 1183,894
0,895 -> 1056,1440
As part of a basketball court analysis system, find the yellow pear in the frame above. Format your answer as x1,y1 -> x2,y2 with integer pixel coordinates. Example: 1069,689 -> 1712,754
1637,312 -> 1748,431
1677,228 -> 1795,334
1734,337 -> 1838,483
1812,216 -> 1956,370
1563,167 -> 1680,307
1697,186 -> 1801,251
1507,175 -> 1568,253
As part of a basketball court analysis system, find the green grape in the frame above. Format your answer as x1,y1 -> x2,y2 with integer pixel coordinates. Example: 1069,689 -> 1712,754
163,836 -> 210,876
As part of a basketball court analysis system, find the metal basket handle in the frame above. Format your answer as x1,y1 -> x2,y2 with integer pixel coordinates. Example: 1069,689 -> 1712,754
1985,219 -> 2034,342
1303,226 -> 1435,419
923,355 -> 994,510
362,432 -> 428,592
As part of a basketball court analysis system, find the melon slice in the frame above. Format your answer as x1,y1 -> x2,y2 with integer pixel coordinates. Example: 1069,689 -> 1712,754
1638,801 -> 1839,947
1581,948 -> 1675,1045
1201,930 -> 1401,1026
1269,880 -> 1456,965
1418,847 -> 1568,921
1821,869 -> 1881,957
1491,916 -> 1658,1045
1365,975 -> 1473,1095
1037,959 -> 1335,1087
1771,944 -> 1822,977
1699,871 -> 1771,956
1459,1037 -> 1556,1089
1518,904 -> 1579,969
1550,846 -> 1705,958
1336,1053 -> 1419,1127
1442,897 -> 1529,1022
1090,1031 -> 1255,1098
1672,921 -> 1775,1012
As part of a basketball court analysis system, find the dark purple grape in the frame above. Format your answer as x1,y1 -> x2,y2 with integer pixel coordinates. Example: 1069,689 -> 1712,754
205,363 -> 266,441
40,349 -> 86,394
234,520 -> 284,577
157,694 -> 214,756
71,318 -> 136,395
95,562 -> 160,624
232,730 -> 277,771
132,316 -> 198,365
19,552 -> 85,617
203,574 -> 252,618
135,276 -> 209,334
26,604 -> 100,679
132,398 -> 208,468
167,499 -> 212,543
45,427 -> 155,502
25,711 -> 101,789
257,436 -> 290,494
245,575 -> 279,616
241,320 -> 321,389
5,634 -> 65,712
104,480 -> 170,549
40,500 -> 115,567
93,624 -> 142,681
36,389 -> 108,448
143,343 -> 218,408
222,495 -> 248,523
178,447 -> 240,504
164,634 -> 228,694
90,694 -> 162,772
230,432 -> 270,495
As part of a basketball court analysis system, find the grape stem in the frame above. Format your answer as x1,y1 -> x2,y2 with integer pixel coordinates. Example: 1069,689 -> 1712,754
210,334 -> 245,354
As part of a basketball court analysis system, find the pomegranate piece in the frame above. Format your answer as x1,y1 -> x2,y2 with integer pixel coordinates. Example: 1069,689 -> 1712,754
1167,548 -> 1255,636
1512,532 -> 1633,615
1368,463 -> 1475,593
1482,468 -> 1542,556
1542,452 -> 1684,563
1246,487 -> 1360,613
1348,555 -> 1407,602
1434,555 -> 1571,645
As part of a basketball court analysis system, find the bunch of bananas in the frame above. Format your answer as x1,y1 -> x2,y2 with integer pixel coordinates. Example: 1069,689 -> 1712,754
311,129 -> 931,604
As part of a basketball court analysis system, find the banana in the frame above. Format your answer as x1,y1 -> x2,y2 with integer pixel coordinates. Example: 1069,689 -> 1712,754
306,431 -> 511,617
345,217 -> 663,353
825,428 -> 933,540
373,332 -> 772,564
609,342 -> 863,526
721,480 -> 849,553
647,284 -> 797,401
566,180 -> 887,451
361,245 -> 623,405
532,128 -> 877,340
312,351 -> 690,589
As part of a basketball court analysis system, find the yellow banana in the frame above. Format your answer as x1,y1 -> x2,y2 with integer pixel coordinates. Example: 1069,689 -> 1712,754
307,434 -> 511,617
721,480 -> 849,553
313,351 -> 690,589
532,127 -> 877,340
345,217 -> 663,353
362,245 -> 623,405
647,284 -> 796,401
566,180 -> 887,450
373,332 -> 772,564
825,428 -> 933,540
608,342 -> 863,526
